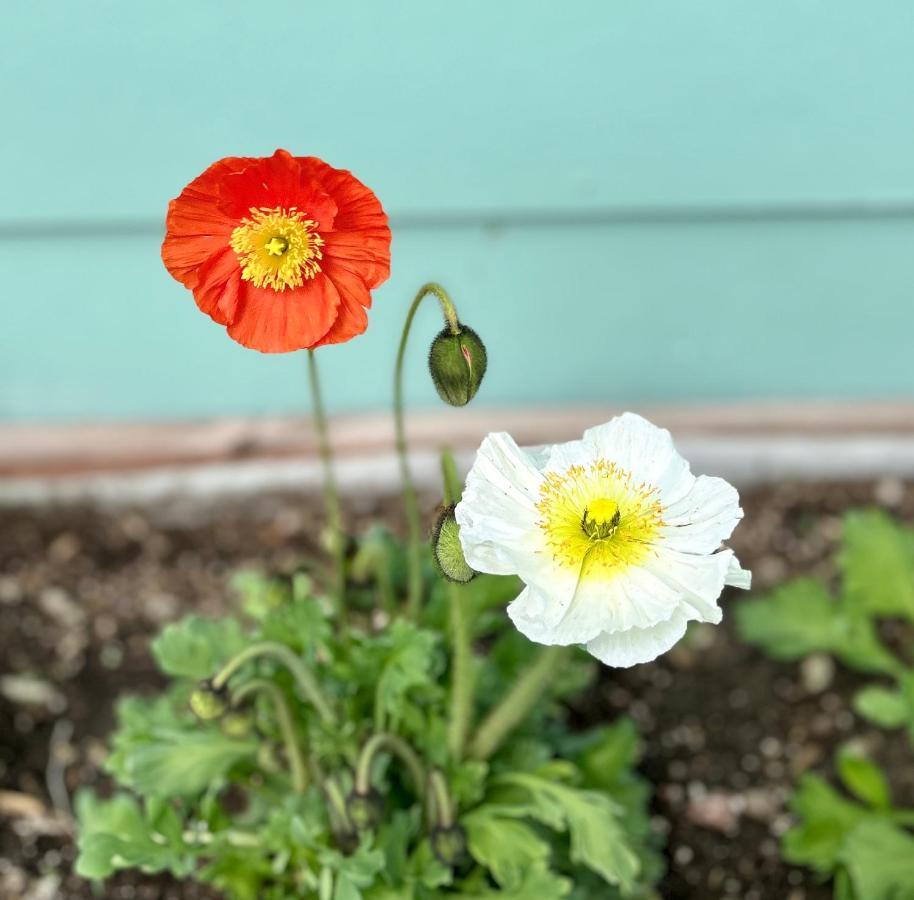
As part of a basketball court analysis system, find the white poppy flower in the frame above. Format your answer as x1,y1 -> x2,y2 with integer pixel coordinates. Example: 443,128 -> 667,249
455,413 -> 751,667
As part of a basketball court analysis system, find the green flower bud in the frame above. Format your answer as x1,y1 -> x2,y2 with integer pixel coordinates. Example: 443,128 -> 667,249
346,788 -> 383,831
432,505 -> 476,584
220,709 -> 254,739
431,824 -> 467,867
189,683 -> 227,721
428,325 -> 487,407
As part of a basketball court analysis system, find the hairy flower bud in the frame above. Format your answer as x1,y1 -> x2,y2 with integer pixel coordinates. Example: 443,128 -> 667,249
431,824 -> 467,867
432,505 -> 476,584
428,325 -> 487,407
346,788 -> 383,831
189,683 -> 227,721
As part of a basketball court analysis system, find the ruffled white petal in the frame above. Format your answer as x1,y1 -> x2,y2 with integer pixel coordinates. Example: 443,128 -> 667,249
585,609 -> 690,668
726,555 -> 752,589
456,432 -> 542,575
581,413 -> 695,504
661,475 -> 743,553
506,561 -> 684,646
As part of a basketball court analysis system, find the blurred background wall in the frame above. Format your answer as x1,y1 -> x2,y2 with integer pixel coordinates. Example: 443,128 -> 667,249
1,1 -> 913,422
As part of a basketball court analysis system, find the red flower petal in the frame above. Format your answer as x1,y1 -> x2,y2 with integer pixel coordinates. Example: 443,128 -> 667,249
227,277 -> 341,353
314,263 -> 372,347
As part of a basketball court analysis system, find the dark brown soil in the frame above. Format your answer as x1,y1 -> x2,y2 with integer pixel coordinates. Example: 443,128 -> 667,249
2,479 -> 913,899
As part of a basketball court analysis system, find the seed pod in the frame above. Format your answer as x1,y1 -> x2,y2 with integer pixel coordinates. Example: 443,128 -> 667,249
220,709 -> 255,738
189,683 -> 227,721
428,325 -> 487,407
432,505 -> 476,584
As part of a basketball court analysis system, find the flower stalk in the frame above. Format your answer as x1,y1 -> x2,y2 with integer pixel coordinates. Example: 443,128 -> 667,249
211,641 -> 336,726
355,732 -> 427,797
230,678 -> 307,792
468,645 -> 569,760
394,282 -> 461,618
440,449 -> 474,760
307,349 -> 346,614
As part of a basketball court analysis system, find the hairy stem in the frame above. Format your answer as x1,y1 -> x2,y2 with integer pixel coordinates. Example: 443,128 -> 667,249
426,768 -> 455,827
211,642 -> 336,726
307,349 -> 346,613
394,282 -> 461,618
441,449 -> 473,760
468,645 -> 569,760
355,732 -> 427,796
231,679 -> 307,792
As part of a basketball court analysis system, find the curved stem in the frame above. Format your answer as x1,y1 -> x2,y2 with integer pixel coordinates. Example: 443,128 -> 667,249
307,349 -> 346,613
426,769 -> 454,828
441,449 -> 473,760
394,282 -> 461,618
211,642 -> 336,726
355,732 -> 427,796
231,679 -> 307,792
468,646 -> 569,761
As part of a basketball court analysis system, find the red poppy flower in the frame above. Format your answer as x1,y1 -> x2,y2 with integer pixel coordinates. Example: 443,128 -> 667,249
161,150 -> 391,353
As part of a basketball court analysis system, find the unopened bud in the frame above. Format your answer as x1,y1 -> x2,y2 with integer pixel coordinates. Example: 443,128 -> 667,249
220,709 -> 254,738
189,683 -> 227,721
432,506 -> 476,584
431,825 -> 467,867
428,325 -> 487,407
346,788 -> 383,831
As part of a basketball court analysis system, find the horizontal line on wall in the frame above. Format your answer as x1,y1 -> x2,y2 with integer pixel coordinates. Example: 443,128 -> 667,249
4,200 -> 914,240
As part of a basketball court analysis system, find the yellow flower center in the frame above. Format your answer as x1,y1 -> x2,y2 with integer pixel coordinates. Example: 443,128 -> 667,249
537,460 -> 664,578
229,207 -> 324,291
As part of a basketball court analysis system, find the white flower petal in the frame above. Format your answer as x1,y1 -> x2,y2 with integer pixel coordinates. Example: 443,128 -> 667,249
585,609 -> 690,668
582,413 -> 694,503
645,547 -> 745,625
456,432 -> 542,575
662,475 -> 743,553
507,560 -> 684,646
726,555 -> 752,589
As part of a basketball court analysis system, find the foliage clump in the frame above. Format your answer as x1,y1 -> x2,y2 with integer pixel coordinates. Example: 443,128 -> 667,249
76,561 -> 663,899
737,509 -> 914,900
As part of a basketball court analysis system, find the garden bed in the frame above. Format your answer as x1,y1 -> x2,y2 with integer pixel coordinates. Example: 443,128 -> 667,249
2,479 -> 913,899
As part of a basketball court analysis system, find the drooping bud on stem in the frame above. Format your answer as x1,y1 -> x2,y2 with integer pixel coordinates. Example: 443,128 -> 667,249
428,324 -> 487,407
431,505 -> 476,584
346,788 -> 384,831
189,681 -> 227,721
431,824 -> 468,867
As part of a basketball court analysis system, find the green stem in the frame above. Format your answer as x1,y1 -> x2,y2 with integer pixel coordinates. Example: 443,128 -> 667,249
231,679 -> 307,792
355,732 -> 427,796
211,642 -> 336,726
323,775 -> 354,835
307,349 -> 346,611
468,646 -> 569,760
426,768 -> 454,827
441,449 -> 473,760
394,283 -> 461,619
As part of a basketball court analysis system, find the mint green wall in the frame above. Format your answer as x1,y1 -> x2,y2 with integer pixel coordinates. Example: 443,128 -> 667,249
2,2 -> 913,420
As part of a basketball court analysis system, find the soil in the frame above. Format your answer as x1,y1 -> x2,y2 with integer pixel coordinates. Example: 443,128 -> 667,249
2,479 -> 914,900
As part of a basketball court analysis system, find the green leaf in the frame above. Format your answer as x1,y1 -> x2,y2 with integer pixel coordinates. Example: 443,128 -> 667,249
853,685 -> 910,729
839,819 -> 914,900
464,806 -> 552,889
495,770 -> 640,891
836,747 -> 891,810
151,615 -> 246,680
782,774 -> 870,873
735,578 -> 900,675
371,621 -> 441,731
74,791 -> 192,880
453,862 -> 571,899
108,722 -> 257,797
839,510 -> 914,622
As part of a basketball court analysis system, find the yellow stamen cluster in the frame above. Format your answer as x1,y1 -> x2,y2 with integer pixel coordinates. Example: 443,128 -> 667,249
229,206 -> 324,291
537,459 -> 664,578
